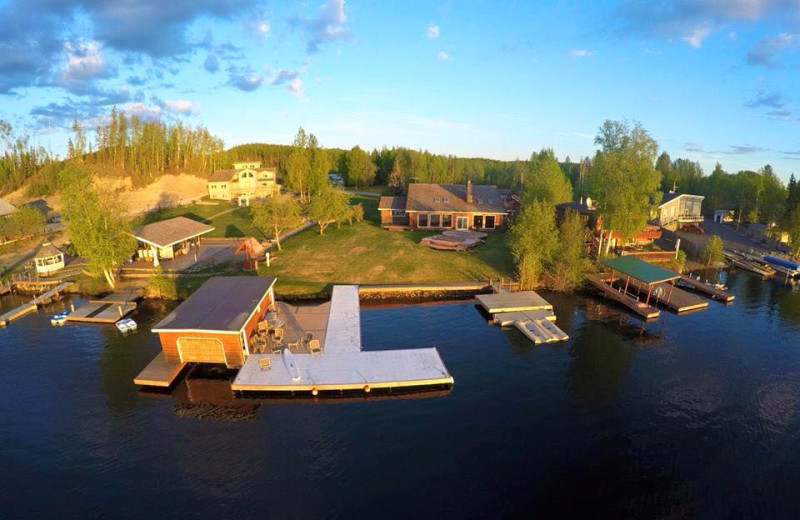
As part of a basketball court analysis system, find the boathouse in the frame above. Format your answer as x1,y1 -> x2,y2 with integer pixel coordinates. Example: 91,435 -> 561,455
132,216 -> 214,267
151,276 -> 277,368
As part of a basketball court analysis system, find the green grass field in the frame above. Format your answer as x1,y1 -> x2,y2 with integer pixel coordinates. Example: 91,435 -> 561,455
131,200 -> 267,239
260,195 -> 515,298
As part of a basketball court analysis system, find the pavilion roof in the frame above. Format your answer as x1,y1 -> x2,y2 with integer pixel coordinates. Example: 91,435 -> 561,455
601,256 -> 680,285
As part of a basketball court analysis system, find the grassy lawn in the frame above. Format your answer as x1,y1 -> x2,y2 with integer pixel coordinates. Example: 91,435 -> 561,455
131,201 -> 267,239
260,195 -> 515,298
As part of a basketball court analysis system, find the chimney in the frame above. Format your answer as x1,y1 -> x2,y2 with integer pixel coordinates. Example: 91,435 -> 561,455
466,180 -> 473,204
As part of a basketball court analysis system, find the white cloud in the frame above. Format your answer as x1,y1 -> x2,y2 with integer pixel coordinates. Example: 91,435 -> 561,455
644,47 -> 663,55
288,78 -> 304,98
437,51 -> 451,60
683,24 -> 711,48
162,99 -> 197,115
427,24 -> 440,39
123,102 -> 162,120
59,40 -> 109,88
299,0 -> 350,54
747,32 -> 798,67
728,31 -> 737,40
570,49 -> 594,57
258,21 -> 271,36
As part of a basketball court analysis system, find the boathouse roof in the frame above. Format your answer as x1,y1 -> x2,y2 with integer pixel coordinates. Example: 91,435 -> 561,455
601,256 -> 680,285
152,276 -> 277,333
132,216 -> 215,248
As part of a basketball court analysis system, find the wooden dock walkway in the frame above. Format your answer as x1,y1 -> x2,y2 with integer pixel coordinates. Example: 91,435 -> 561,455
677,275 -> 735,303
324,286 -> 362,353
476,291 -> 553,314
66,291 -> 139,324
133,353 -> 188,387
586,275 -> 660,320
0,282 -> 72,327
232,349 -> 453,393
627,278 -> 708,314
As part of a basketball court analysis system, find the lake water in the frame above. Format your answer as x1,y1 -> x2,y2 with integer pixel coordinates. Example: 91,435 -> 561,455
2,271 -> 800,519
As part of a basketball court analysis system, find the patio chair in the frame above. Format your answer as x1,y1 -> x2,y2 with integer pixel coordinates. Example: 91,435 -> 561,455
307,339 -> 322,355
272,327 -> 284,343
259,357 -> 271,371
258,321 -> 269,335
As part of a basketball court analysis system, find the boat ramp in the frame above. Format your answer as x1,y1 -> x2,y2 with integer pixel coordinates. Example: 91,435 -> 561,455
477,290 -> 570,345
0,282 -> 73,327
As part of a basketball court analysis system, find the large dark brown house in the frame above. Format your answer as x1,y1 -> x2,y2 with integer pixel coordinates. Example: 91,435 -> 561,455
379,181 -> 511,231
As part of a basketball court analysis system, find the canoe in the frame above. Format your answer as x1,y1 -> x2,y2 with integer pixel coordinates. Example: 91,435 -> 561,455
283,349 -> 301,380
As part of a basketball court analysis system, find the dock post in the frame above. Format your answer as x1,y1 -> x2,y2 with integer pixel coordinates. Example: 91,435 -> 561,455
118,305 -> 123,317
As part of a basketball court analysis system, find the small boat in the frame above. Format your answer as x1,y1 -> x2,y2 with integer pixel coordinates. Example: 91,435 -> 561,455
115,318 -> 138,333
50,312 -> 68,326
283,349 -> 301,380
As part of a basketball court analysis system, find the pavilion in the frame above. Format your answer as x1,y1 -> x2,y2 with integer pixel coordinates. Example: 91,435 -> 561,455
132,216 -> 214,267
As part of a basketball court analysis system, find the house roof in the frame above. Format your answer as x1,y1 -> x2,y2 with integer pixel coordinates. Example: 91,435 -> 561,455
602,256 -> 680,284
152,276 -> 277,333
556,201 -> 594,215
378,196 -> 407,210
22,199 -> 53,215
133,216 -> 215,248
0,198 -> 17,217
34,243 -> 62,259
208,169 -> 236,182
405,183 -> 507,214
658,192 -> 705,207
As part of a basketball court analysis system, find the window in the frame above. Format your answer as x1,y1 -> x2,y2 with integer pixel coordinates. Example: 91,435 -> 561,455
442,214 -> 453,227
443,197 -> 450,203
418,213 -> 429,227
430,214 -> 441,227
391,209 -> 406,217
434,197 -> 441,203
485,215 -> 496,229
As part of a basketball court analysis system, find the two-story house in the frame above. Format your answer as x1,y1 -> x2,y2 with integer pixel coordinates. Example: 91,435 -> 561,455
207,161 -> 280,205
654,192 -> 705,231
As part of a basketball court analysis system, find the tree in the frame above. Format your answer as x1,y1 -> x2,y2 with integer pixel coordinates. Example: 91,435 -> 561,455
786,209 -> 800,257
308,134 -> 331,195
588,120 -> 661,243
345,146 -> 377,188
760,165 -> 786,225
525,148 -> 573,205
61,167 -> 135,289
250,196 -> 303,250
509,200 -> 558,289
349,203 -> 364,224
547,209 -> 588,291
702,235 -> 725,266
307,187 -> 350,234
285,127 -> 310,201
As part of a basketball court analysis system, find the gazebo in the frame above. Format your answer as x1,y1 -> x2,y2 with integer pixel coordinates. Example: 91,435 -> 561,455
601,256 -> 680,307
34,243 -> 65,275
234,237 -> 267,270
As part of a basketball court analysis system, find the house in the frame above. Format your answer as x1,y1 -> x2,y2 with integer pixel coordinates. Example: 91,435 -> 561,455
22,199 -> 60,223
207,161 -> 280,206
556,198 -> 662,249
0,198 -> 16,218
328,173 -> 344,186
33,243 -> 65,275
654,192 -> 704,231
132,216 -> 215,266
151,276 -> 277,368
378,181 -> 511,231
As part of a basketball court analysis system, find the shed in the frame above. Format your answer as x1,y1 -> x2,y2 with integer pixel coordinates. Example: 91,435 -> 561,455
152,276 -> 277,368
132,216 -> 214,266
235,237 -> 267,270
34,243 -> 65,275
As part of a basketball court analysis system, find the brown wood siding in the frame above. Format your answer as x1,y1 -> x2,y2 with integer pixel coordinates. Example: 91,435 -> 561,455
159,331 -> 243,367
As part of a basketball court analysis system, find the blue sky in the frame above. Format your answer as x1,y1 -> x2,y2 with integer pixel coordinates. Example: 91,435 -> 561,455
1,0 -> 800,180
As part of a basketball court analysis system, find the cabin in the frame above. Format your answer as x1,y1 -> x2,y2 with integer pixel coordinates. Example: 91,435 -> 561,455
379,181 -> 511,231
151,276 -> 277,368
654,192 -> 704,231
556,199 -> 661,248
0,198 -> 16,218
207,161 -> 280,206
132,216 -> 214,266
33,243 -> 65,275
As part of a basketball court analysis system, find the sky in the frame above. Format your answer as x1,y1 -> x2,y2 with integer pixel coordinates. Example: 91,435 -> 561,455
1,0 -> 800,180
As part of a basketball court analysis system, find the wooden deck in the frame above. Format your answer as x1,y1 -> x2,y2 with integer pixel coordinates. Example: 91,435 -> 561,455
91,290 -> 142,305
626,278 -> 708,314
232,349 -> 453,393
476,291 -> 553,314
492,310 -> 556,326
66,301 -> 137,324
133,353 -> 188,387
324,285 -> 362,353
678,275 -> 735,303
586,275 -> 660,320
274,300 -> 331,352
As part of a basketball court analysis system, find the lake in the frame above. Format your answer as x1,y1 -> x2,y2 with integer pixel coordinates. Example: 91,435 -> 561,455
2,270 -> 800,519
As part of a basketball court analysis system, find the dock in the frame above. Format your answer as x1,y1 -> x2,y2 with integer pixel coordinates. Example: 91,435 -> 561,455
66,291 -> 140,324
0,282 -> 73,327
0,282 -> 11,296
586,275 -> 661,320
231,284 -> 454,394
477,289 -> 569,345
133,353 -> 188,387
232,349 -> 453,393
626,278 -> 709,314
724,251 -> 775,277
677,275 -> 735,303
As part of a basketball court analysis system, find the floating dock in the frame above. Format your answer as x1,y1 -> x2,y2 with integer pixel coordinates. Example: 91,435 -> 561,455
586,275 -> 660,320
477,289 -> 569,345
133,353 -> 188,387
724,251 -> 775,277
232,349 -> 453,393
677,275 -> 735,303
0,282 -> 72,327
476,291 -> 553,314
66,291 -> 140,324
